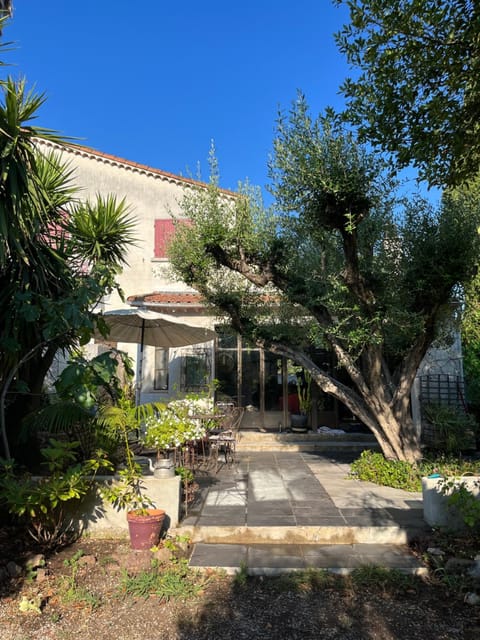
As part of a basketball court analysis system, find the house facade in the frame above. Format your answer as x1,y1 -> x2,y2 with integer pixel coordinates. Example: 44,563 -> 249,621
41,140 -> 465,434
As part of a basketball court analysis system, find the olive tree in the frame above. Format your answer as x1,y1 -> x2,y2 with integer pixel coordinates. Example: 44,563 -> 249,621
168,99 -> 480,462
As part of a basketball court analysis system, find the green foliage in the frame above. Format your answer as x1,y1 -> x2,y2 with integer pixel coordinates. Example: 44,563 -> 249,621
18,595 -> 43,615
175,466 -> 194,484
420,455 -> 480,478
335,0 -> 480,188
350,450 -> 422,491
101,462 -> 153,513
66,195 -> 137,267
55,350 -> 133,411
143,398 -> 208,456
269,93 -> 387,227
63,549 -> 86,567
440,477 -> 480,529
97,390 -> 169,512
119,559 -> 207,601
461,248 -> 480,415
40,438 -> 80,472
169,98 -> 480,463
0,440 -> 112,549
271,568 -> 341,594
350,565 -> 416,593
232,561 -> 249,588
97,398 -> 151,513
422,404 -> 478,454
0,74 -> 137,460
351,450 -> 480,494
294,368 -> 312,414
432,565 -> 478,596
58,550 -> 101,610
163,532 -> 191,555
462,341 -> 480,416
17,350 -> 136,464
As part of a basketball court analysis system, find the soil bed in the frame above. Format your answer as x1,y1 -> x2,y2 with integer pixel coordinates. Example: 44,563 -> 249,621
0,532 -> 479,640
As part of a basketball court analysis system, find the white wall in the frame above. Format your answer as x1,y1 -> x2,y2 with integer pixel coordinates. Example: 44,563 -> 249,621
38,141 -> 217,402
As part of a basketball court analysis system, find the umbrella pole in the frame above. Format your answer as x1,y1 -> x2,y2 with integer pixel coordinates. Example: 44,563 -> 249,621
136,320 -> 146,406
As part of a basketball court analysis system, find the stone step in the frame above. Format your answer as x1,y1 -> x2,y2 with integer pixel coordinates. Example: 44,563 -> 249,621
188,541 -> 427,576
178,523 -> 421,546
236,431 -> 379,453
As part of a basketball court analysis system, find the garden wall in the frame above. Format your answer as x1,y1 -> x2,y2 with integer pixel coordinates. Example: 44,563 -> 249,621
69,474 -> 182,538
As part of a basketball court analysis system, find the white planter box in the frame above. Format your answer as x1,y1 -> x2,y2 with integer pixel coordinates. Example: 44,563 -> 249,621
65,474 -> 182,538
422,476 -> 480,530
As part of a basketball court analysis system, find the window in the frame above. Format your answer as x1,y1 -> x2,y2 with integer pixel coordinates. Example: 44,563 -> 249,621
181,350 -> 211,392
154,347 -> 169,390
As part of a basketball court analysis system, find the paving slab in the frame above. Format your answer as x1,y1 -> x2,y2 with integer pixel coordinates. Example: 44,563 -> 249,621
189,542 -> 427,576
178,451 -> 429,573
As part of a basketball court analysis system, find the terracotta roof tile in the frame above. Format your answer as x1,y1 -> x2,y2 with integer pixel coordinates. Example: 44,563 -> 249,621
37,139 -> 236,197
127,292 -> 205,308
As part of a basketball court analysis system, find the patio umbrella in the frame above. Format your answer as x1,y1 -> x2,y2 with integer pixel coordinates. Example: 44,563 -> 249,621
94,308 -> 216,403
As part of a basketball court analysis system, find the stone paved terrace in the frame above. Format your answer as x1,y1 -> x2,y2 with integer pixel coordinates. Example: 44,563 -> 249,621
174,451 -> 428,575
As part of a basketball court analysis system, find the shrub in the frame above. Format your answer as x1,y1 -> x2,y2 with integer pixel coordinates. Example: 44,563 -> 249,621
440,476 -> 480,529
350,450 -> 422,491
351,450 -> 480,494
422,404 -> 478,454
0,439 -> 112,549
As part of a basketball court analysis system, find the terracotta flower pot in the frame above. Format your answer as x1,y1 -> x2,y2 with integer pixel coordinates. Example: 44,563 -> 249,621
127,508 -> 166,550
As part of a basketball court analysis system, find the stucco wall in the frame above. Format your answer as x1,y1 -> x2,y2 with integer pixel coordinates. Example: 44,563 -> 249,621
42,142 -> 201,310
38,140 -> 217,402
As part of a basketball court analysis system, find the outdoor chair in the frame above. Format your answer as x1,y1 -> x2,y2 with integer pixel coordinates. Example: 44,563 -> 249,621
207,406 -> 244,472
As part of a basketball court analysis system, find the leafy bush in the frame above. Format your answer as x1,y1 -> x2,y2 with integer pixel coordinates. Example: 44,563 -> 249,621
422,404 -> 478,454
25,350 -> 136,462
350,450 -> 422,491
350,450 -> 480,493
0,439 -> 112,549
439,477 -> 480,529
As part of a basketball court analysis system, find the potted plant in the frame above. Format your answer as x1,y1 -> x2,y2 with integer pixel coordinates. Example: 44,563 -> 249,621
290,368 -> 312,432
142,398 -> 207,465
422,473 -> 480,530
142,398 -> 208,511
98,394 -> 166,550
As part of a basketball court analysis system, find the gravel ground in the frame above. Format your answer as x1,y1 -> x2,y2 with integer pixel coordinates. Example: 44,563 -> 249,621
0,534 -> 479,640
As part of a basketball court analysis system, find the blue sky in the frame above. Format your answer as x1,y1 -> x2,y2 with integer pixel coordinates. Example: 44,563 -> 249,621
2,1 -> 353,196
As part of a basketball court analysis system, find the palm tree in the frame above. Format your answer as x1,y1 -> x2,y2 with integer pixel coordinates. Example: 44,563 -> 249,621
0,1 -> 12,15
0,3 -> 12,35
0,78 -> 137,461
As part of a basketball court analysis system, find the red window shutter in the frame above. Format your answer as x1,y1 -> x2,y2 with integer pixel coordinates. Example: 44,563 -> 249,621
154,218 -> 191,258
154,219 -> 176,258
